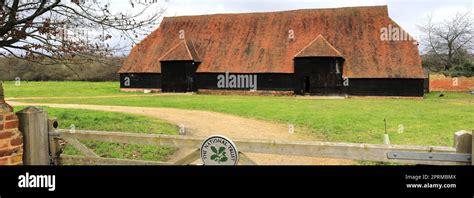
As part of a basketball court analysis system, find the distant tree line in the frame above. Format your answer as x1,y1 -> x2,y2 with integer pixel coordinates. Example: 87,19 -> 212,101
0,56 -> 123,81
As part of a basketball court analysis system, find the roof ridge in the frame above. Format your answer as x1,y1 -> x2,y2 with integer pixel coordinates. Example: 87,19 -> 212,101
163,5 -> 388,18
294,35 -> 343,58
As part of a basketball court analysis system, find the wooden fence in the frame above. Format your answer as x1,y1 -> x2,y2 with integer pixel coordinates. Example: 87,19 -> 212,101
17,106 -> 473,166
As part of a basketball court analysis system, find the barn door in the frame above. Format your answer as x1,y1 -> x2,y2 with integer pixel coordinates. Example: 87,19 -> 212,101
161,61 -> 197,92
294,57 -> 343,95
161,62 -> 185,92
312,59 -> 343,95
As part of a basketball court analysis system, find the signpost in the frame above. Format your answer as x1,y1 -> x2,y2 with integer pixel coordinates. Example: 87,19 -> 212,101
200,135 -> 239,165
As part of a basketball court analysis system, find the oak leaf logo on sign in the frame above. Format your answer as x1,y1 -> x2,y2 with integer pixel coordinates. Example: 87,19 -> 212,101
200,135 -> 239,165
210,146 -> 228,164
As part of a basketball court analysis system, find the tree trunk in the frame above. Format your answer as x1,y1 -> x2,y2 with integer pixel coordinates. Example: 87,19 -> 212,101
0,82 -> 9,112
0,82 -> 4,101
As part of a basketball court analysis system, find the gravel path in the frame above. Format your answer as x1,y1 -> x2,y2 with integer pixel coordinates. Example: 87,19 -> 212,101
8,101 -> 353,165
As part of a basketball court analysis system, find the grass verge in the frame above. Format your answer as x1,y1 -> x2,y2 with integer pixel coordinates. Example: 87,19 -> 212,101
14,106 -> 178,162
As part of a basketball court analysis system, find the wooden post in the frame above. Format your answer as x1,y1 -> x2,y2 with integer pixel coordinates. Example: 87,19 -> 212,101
0,81 -> 4,101
48,118 -> 61,165
453,130 -> 472,165
17,106 -> 50,165
454,130 -> 472,153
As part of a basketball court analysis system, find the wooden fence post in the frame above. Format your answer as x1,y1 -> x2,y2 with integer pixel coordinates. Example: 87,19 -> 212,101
17,106 -> 50,165
453,130 -> 472,165
48,118 -> 62,165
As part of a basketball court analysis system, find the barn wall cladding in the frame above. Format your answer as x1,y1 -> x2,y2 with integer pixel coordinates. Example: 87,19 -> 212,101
120,73 -> 161,89
196,73 -> 294,91
348,79 -> 424,96
119,5 -> 425,97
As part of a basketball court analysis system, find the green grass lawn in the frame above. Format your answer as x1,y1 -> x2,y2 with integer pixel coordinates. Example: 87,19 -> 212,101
8,82 -> 474,147
14,106 -> 178,162
3,81 -> 144,98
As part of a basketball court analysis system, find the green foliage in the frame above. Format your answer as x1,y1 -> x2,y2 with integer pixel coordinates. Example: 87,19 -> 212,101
422,52 -> 474,77
443,62 -> 474,77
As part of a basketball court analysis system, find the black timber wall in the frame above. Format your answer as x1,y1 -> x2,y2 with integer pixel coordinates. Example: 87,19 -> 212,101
120,73 -> 161,89
120,73 -> 294,91
348,78 -> 424,96
161,61 -> 198,92
196,73 -> 294,91
119,73 -> 424,97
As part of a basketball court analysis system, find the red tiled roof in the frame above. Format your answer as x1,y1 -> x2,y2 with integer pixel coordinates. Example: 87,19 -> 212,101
295,35 -> 343,58
119,6 -> 424,78
160,40 -> 201,62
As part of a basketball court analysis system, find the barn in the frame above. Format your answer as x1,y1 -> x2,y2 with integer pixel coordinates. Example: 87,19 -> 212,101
119,5 -> 424,96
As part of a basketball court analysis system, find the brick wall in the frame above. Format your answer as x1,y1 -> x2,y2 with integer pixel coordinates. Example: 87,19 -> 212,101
0,102 -> 23,165
430,74 -> 474,92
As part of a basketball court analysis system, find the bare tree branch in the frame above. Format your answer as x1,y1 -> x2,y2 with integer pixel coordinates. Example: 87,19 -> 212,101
0,0 -> 165,75
418,11 -> 473,71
